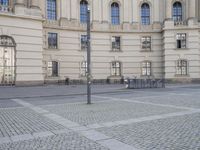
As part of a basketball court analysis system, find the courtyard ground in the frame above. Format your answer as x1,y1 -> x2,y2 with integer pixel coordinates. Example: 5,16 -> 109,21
0,84 -> 200,150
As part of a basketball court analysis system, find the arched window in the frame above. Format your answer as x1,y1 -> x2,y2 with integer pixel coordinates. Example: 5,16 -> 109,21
111,2 -> 120,25
173,2 -> 182,21
80,0 -> 88,23
141,3 -> 150,25
0,35 -> 16,85
0,0 -> 9,6
47,0 -> 57,20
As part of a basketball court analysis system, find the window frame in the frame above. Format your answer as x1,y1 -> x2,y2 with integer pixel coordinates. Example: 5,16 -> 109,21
81,35 -> 87,51
173,2 -> 182,22
141,61 -> 152,76
80,0 -> 88,24
48,32 -> 58,49
111,2 -> 120,25
176,60 -> 188,76
47,61 -> 59,77
111,61 -> 121,76
176,33 -> 186,49
47,0 -> 57,20
111,36 -> 121,51
0,0 -> 9,6
80,61 -> 87,77
141,36 -> 151,50
141,3 -> 150,25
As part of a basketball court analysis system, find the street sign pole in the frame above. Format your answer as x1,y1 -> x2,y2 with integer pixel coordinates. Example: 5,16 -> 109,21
87,7 -> 91,104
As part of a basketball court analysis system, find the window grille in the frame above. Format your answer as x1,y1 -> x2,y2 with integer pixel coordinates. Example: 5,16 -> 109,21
111,61 -> 121,76
141,3 -> 150,25
111,2 -> 120,25
142,61 -> 151,76
111,36 -> 120,51
48,33 -> 58,49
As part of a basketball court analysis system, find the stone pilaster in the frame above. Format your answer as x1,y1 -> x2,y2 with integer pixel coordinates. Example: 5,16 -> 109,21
165,0 -> 172,20
15,0 -> 25,6
31,0 -> 40,9
189,0 -> 196,19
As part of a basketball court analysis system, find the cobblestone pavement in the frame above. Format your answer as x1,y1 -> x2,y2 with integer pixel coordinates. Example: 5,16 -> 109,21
41,101 -> 185,126
0,132 -> 109,150
0,100 -> 23,108
0,84 -> 200,150
97,113 -> 200,150
0,108 -> 65,137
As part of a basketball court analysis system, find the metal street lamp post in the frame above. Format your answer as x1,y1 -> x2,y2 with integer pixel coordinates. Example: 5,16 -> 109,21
87,7 -> 91,104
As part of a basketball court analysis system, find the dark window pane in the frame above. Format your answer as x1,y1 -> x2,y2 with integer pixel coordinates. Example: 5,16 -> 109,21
141,36 -> 151,49
111,2 -> 120,25
52,61 -> 58,76
47,61 -> 58,77
48,33 -> 58,49
141,3 -> 150,25
112,36 -> 120,51
80,0 -> 88,23
176,60 -> 187,75
47,0 -> 57,20
81,61 -> 87,76
173,2 -> 182,21
81,35 -> 87,50
0,0 -> 9,5
142,61 -> 151,76
111,61 -> 121,76
176,33 -> 186,49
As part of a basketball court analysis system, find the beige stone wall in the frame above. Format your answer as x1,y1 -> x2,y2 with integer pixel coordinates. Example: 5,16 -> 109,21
0,0 -> 200,85
0,2 -> 43,85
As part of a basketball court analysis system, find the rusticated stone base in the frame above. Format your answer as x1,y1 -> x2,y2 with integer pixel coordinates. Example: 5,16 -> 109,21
15,80 -> 44,87
165,78 -> 200,84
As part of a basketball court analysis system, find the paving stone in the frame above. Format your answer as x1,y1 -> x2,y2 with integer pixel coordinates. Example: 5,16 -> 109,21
0,132 -> 109,150
0,108 -> 65,138
97,113 -> 200,150
32,131 -> 54,138
80,130 -> 110,141
0,100 -> 23,108
41,101 -> 183,126
0,137 -> 11,144
98,139 -> 137,150
11,134 -> 34,142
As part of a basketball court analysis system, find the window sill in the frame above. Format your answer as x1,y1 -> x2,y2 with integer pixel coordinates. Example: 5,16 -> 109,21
110,50 -> 122,52
45,48 -> 60,51
79,75 -> 87,78
140,49 -> 151,52
175,74 -> 190,77
140,75 -> 153,78
46,76 -> 60,79
108,75 -> 122,79
174,48 -> 188,51
78,49 -> 87,52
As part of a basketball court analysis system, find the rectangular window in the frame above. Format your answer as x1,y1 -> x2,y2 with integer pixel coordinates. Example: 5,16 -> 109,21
112,36 -> 120,51
80,61 -> 87,76
176,60 -> 187,75
47,61 -> 58,77
81,35 -> 87,50
47,0 -> 57,20
0,0 -> 9,6
142,61 -> 151,76
48,33 -> 58,49
80,2 -> 88,23
176,33 -> 186,49
141,36 -> 151,50
111,61 -> 121,76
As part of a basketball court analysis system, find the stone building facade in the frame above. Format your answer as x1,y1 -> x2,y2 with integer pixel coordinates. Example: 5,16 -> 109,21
0,0 -> 200,85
